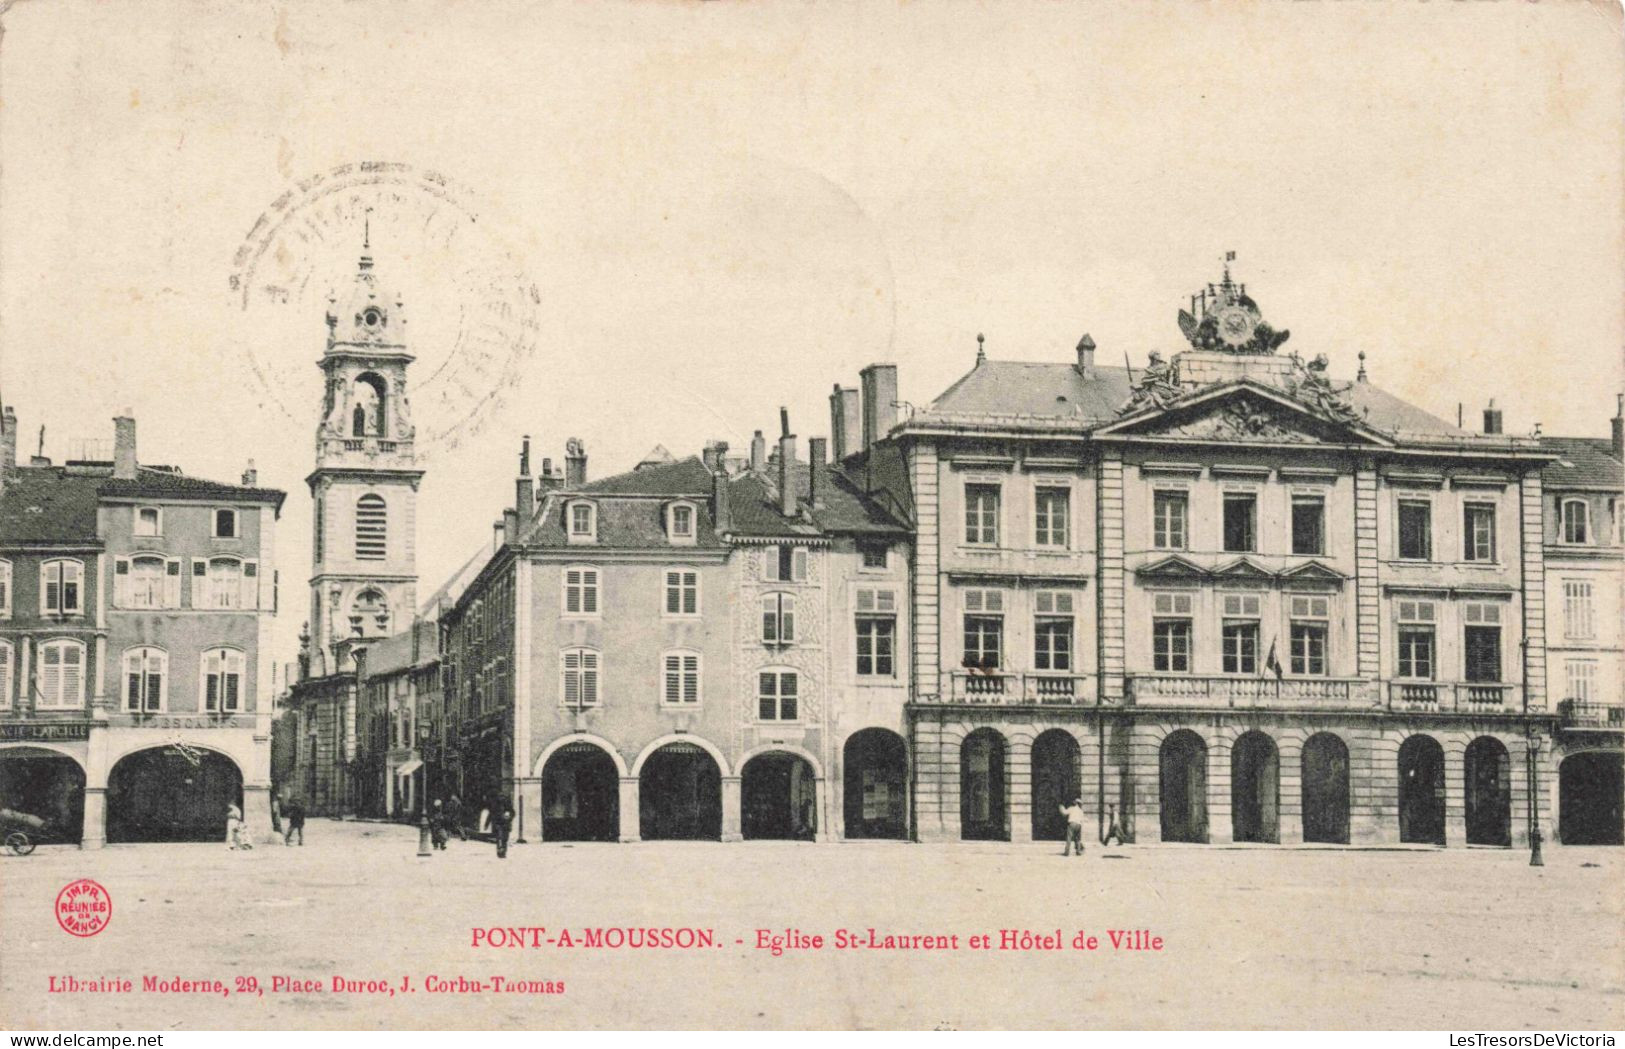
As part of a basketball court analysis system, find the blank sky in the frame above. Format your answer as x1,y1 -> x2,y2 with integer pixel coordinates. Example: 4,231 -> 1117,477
2,0 -> 1620,664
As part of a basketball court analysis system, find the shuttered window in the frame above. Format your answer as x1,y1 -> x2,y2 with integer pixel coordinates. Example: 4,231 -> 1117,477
355,495 -> 387,560
662,652 -> 700,704
202,648 -> 245,713
563,567 -> 599,615
40,560 -> 83,615
123,647 -> 166,713
0,641 -> 12,708
37,640 -> 85,708
562,649 -> 599,708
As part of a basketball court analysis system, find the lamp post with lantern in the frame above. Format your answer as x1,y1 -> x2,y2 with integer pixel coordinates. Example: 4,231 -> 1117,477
1526,726 -> 1545,867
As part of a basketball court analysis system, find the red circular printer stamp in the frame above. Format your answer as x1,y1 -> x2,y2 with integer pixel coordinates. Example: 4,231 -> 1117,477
55,879 -> 111,937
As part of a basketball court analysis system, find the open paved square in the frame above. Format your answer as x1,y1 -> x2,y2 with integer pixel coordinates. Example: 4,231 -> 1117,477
2,820 -> 1621,1030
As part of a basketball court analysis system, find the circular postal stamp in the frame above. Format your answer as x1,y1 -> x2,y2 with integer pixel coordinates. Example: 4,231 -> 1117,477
230,161 -> 540,458
55,879 -> 112,937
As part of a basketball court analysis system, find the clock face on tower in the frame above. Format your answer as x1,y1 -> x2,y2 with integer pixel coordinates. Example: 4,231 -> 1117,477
1215,305 -> 1256,348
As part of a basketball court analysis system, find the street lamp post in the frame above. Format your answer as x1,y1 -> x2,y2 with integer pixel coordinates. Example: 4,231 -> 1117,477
1526,727 -> 1544,867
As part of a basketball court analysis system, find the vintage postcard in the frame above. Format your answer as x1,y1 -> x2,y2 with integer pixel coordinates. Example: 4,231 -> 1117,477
0,0 -> 1620,1036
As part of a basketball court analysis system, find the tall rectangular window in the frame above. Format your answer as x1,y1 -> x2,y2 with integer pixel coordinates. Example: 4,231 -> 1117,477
1564,580 -> 1596,640
0,560 -> 10,618
1566,660 -> 1597,703
762,593 -> 796,645
664,569 -> 699,616
202,648 -> 244,713
1464,603 -> 1502,683
962,589 -> 1004,670
856,588 -> 897,677
1034,487 -> 1070,548
1222,493 -> 1257,553
1034,591 -> 1075,671
563,568 -> 598,615
134,506 -> 162,537
1463,503 -> 1496,562
561,649 -> 599,708
40,560 -> 83,615
765,545 -> 808,582
758,671 -> 798,721
1398,500 -> 1432,560
1152,592 -> 1193,672
213,508 -> 238,539
1561,499 -> 1590,544
1289,595 -> 1331,676
964,483 -> 1000,546
1396,600 -> 1436,679
662,652 -> 700,704
1291,495 -> 1325,556
1220,593 -> 1261,674
1153,491 -> 1188,550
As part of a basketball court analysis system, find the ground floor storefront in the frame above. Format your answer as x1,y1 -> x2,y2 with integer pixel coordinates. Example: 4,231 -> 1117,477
909,707 -> 1579,848
0,718 -> 270,848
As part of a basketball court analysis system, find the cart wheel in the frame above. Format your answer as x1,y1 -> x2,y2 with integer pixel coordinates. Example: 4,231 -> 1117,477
5,831 -> 34,856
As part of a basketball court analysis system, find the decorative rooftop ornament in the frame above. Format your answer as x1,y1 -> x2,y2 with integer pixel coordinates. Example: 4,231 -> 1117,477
1176,256 -> 1291,355
1285,353 -> 1362,425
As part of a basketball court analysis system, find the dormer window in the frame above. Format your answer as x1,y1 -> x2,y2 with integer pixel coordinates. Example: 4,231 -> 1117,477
667,501 -> 696,543
1561,498 -> 1590,545
567,501 -> 597,543
213,508 -> 239,539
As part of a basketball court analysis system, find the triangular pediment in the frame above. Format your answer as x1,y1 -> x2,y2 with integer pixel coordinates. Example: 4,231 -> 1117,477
1280,560 -> 1348,585
1097,383 -> 1391,446
1212,557 -> 1273,580
1136,555 -> 1208,580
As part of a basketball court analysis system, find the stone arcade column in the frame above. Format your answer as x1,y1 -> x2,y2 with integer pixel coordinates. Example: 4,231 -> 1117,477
80,788 -> 107,850
1009,735 -> 1033,843
1277,735 -> 1305,845
814,776 -> 832,842
515,776 -> 542,844
617,777 -> 640,843
721,776 -> 743,842
243,783 -> 273,843
1207,733 -> 1234,845
1444,743 -> 1467,848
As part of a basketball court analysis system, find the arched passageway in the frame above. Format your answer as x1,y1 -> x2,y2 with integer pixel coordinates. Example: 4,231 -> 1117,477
742,752 -> 817,840
1560,752 -> 1623,846
0,748 -> 85,844
842,729 -> 907,840
1399,735 -> 1446,846
1301,733 -> 1350,844
960,729 -> 1007,841
1231,731 -> 1279,844
638,743 -> 721,841
542,743 -> 619,842
1159,730 -> 1208,843
1032,730 -> 1081,842
1464,737 -> 1511,847
107,746 -> 243,843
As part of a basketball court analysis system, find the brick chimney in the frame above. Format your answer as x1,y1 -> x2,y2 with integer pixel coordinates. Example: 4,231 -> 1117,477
1,405 -> 16,496
829,385 -> 861,461
778,409 -> 797,518
241,459 -> 258,486
859,364 -> 898,451
515,436 -> 534,521
1482,400 -> 1503,435
750,430 -> 767,473
113,414 -> 137,480
808,437 -> 827,509
1076,334 -> 1095,377
537,457 -> 561,494
712,466 -> 732,533
1612,394 -> 1623,461
565,438 -> 587,487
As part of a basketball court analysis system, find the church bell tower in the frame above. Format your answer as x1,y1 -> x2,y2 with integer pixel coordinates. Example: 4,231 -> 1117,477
306,237 -> 424,670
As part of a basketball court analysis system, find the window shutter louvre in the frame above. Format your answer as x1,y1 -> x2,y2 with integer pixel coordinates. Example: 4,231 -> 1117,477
114,558 -> 131,607
164,559 -> 182,608
782,596 -> 796,643
242,560 -> 259,610
793,548 -> 808,581
0,644 -> 10,707
190,559 -> 205,607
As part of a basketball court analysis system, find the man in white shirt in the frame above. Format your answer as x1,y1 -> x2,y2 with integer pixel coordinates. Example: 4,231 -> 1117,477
1059,797 -> 1086,857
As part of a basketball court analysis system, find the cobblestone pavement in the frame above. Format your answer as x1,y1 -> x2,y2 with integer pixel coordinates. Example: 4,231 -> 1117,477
2,820 -> 1620,1030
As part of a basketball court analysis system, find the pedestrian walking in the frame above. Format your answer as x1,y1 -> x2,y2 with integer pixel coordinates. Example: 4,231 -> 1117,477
282,796 -> 306,846
490,795 -> 514,858
1101,803 -> 1125,848
270,793 -> 282,835
224,803 -> 243,850
445,793 -> 467,841
429,798 -> 448,850
1059,797 -> 1086,856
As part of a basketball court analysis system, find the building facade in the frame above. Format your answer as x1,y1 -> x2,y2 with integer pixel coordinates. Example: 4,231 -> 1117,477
863,268 -> 1566,847
0,409 -> 284,846
1543,403 -> 1625,845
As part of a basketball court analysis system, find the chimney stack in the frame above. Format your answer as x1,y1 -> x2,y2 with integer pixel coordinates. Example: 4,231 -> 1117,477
1612,394 -> 1623,461
515,436 -> 535,522
1,405 -> 17,493
113,414 -> 137,480
859,363 -> 899,451
778,409 -> 798,518
1482,399 -> 1503,436
829,385 -> 861,461
493,519 -> 505,554
1076,334 -> 1095,376
565,438 -> 587,487
712,465 -> 732,534
537,457 -> 561,494
750,430 -> 767,473
241,459 -> 258,486
808,437 -> 827,509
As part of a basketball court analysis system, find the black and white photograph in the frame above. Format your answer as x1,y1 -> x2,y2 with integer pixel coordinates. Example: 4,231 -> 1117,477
0,0 -> 1620,1036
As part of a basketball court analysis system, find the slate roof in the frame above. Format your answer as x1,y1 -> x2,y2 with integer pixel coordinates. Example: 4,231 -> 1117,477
578,457 -> 713,496
1541,437 -> 1623,490
914,359 -> 1465,437
100,465 -> 285,508
0,467 -> 103,545
726,463 -> 909,538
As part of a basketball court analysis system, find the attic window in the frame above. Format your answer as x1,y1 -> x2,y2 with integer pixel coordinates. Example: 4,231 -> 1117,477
668,503 -> 695,542
567,501 -> 596,542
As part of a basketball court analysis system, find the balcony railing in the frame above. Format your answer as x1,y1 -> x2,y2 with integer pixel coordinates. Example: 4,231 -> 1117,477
1386,681 -> 1517,713
1558,699 -> 1625,730
934,671 -> 1097,706
1126,675 -> 1356,708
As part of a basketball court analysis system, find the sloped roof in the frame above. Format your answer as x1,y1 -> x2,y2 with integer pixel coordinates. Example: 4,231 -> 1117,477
0,468 -> 103,545
915,358 -> 1464,438
419,545 -> 492,616
635,444 -> 676,469
100,465 -> 285,507
1541,437 -> 1623,490
579,456 -> 713,496
726,462 -> 909,538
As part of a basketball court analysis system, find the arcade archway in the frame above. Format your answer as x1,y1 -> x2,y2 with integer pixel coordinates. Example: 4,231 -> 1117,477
1301,732 -> 1350,844
842,729 -> 907,840
1031,730 -> 1080,842
1464,736 -> 1511,847
1559,752 -> 1623,846
0,747 -> 85,844
1399,735 -> 1446,845
638,743 -> 721,841
960,729 -> 1007,841
742,752 -> 818,840
1231,731 -> 1279,844
1159,730 -> 1208,843
541,742 -> 619,842
107,745 -> 243,843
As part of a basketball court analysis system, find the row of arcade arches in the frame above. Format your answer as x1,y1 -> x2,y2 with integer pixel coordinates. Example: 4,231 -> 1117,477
536,729 -> 912,842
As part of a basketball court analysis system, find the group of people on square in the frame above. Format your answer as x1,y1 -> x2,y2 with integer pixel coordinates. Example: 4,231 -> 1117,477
426,793 -> 514,857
